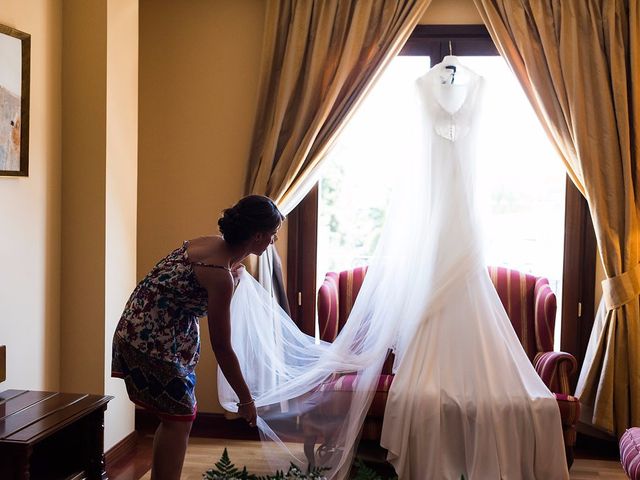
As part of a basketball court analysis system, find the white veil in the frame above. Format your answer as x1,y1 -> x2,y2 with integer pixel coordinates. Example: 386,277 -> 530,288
219,65 -> 433,479
219,57 -> 568,479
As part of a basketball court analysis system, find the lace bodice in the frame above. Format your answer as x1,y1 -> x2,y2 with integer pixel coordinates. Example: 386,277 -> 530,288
416,60 -> 483,142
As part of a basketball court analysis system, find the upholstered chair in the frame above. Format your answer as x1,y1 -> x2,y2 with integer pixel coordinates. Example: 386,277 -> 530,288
314,265 -> 580,466
315,267 -> 394,443
487,266 -> 580,465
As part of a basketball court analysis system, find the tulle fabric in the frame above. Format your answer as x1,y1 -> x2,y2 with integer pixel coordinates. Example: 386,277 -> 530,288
219,58 -> 569,479
379,58 -> 569,479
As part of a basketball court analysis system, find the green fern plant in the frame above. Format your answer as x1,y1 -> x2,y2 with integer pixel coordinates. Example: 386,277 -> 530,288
203,450 -> 329,480
204,449 -> 465,480
203,448 -> 255,480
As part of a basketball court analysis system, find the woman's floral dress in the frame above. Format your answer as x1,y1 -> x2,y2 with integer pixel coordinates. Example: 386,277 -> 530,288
111,241 -> 229,420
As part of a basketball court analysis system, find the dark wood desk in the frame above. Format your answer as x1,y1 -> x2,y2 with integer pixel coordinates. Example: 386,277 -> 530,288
0,389 -> 113,480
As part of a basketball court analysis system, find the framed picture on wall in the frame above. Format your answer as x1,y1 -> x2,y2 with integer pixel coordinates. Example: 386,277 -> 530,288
0,24 -> 30,177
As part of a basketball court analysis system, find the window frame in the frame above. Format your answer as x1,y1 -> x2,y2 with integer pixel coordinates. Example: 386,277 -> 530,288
287,25 -> 596,384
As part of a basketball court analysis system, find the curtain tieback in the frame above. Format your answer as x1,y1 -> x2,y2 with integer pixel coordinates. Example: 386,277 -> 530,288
602,262 -> 640,310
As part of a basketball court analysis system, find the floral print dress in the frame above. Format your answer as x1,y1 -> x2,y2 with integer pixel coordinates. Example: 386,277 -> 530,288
111,241 -> 229,420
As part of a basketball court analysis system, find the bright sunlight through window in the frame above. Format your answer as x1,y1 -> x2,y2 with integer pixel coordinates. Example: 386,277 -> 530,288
317,55 -> 566,347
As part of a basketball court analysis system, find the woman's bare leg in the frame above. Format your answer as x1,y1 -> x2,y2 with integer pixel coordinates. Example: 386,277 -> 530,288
150,418 -> 193,480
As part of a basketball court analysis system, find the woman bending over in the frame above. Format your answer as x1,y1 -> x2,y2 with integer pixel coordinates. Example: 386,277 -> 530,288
112,194 -> 283,480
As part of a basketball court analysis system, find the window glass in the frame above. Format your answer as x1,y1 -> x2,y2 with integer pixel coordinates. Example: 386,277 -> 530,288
317,56 -> 429,285
462,56 -> 566,347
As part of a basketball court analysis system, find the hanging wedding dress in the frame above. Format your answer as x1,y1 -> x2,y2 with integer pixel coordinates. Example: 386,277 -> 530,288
379,57 -> 570,479
220,57 -> 569,480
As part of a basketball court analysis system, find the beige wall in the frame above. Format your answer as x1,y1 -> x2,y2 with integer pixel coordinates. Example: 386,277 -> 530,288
61,0 -> 108,397
0,0 -> 62,391
104,0 -> 139,449
61,0 -> 138,449
421,0 -> 482,24
138,0 -> 267,412
0,0 -> 137,452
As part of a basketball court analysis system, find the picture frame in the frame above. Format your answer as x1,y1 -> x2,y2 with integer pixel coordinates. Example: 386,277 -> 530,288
0,24 -> 30,177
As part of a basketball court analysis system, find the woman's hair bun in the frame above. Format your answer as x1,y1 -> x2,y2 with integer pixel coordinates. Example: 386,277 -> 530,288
218,195 -> 284,246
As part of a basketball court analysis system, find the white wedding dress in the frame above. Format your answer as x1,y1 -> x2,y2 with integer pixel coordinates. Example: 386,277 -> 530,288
220,57 -> 569,480
379,58 -> 570,479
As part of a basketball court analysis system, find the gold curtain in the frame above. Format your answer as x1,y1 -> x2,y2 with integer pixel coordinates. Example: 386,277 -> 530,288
473,0 -> 640,436
246,0 -> 431,208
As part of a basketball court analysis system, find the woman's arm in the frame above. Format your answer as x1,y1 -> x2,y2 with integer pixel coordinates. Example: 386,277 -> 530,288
195,267 -> 256,426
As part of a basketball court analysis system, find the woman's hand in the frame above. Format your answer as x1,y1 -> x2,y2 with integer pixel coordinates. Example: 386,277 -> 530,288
238,400 -> 257,427
200,265 -> 255,427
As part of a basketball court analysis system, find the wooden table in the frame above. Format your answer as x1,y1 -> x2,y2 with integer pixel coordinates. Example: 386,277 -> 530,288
0,389 -> 113,480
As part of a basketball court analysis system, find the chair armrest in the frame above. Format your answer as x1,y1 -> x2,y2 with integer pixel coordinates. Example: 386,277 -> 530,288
317,274 -> 339,342
534,351 -> 577,395
534,279 -> 556,352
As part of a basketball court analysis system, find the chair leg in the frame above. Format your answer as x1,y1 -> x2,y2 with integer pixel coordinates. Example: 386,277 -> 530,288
565,445 -> 574,469
304,435 -> 317,467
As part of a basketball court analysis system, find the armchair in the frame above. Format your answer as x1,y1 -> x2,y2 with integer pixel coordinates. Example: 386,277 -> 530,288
314,265 -> 580,466
487,266 -> 580,465
315,266 -> 394,443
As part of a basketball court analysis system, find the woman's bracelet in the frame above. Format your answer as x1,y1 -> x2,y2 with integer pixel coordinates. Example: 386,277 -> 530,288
236,398 -> 255,408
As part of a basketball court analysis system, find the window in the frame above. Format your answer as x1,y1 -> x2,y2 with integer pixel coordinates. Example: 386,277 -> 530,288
287,26 -> 596,381
316,56 -> 427,284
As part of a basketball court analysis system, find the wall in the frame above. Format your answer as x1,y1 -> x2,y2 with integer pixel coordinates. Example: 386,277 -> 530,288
104,0 -> 139,449
61,0 -> 138,449
0,0 -> 62,391
0,0 -> 136,451
421,0 -> 482,24
60,0 -> 107,397
138,0 -> 267,412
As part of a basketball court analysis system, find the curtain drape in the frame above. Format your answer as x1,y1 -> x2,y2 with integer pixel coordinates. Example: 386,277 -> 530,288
245,0 -> 431,319
246,0 -> 432,213
472,0 -> 639,436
